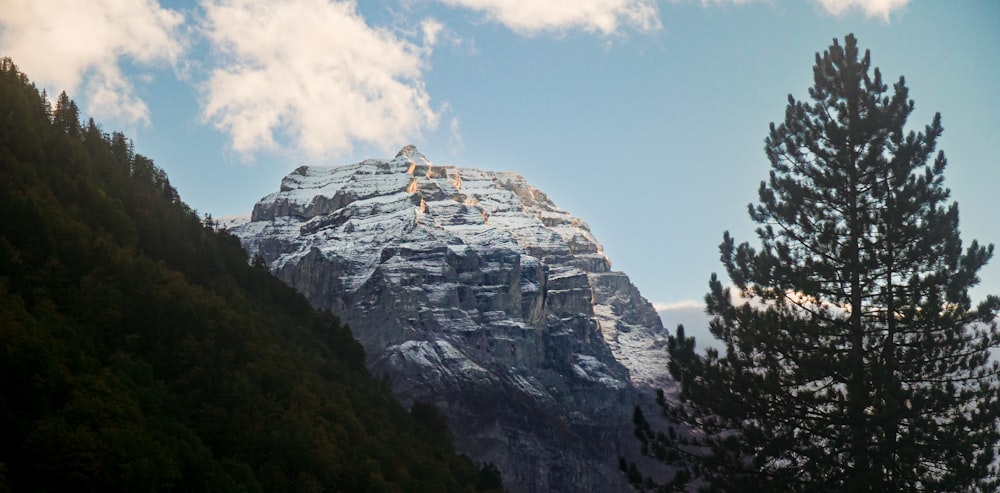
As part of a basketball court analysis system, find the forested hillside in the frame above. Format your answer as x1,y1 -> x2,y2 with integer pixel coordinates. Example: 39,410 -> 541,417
0,57 -> 499,492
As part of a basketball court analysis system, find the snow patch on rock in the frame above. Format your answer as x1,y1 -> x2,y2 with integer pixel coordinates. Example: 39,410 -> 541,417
230,146 -> 674,493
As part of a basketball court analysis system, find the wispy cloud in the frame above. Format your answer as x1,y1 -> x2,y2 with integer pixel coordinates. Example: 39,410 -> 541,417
0,0 -> 185,125
436,0 -> 662,36
448,117 -> 464,152
815,0 -> 911,21
653,300 -> 705,312
421,18 -> 446,48
200,0 -> 438,159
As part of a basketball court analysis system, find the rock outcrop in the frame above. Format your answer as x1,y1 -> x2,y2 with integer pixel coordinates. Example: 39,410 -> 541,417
231,146 -> 674,492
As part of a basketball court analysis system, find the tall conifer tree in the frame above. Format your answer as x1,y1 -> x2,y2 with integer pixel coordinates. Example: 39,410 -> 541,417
53,90 -> 81,136
666,34 -> 1000,492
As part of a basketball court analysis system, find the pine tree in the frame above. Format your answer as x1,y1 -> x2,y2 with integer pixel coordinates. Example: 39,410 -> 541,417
53,90 -> 81,136
109,131 -> 135,171
666,34 -> 1000,492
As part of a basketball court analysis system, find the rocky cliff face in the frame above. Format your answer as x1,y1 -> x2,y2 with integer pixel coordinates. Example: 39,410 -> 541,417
231,146 -> 674,492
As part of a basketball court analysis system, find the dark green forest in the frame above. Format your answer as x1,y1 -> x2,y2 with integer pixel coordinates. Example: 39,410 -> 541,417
0,57 -> 501,492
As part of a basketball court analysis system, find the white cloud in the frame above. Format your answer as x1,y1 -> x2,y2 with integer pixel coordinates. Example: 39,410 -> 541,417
421,18 -> 446,48
200,0 -> 438,158
653,300 -> 705,312
437,0 -> 662,36
815,0 -> 910,21
448,117 -> 464,151
0,0 -> 184,125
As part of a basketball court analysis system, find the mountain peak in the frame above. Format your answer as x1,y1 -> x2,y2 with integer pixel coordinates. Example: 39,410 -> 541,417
395,144 -> 420,158
394,144 -> 431,166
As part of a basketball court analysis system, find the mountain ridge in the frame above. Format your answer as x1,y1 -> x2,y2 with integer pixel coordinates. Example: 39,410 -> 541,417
232,145 -> 676,492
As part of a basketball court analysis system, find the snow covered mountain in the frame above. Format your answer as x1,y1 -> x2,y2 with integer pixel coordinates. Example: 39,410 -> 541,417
229,146 -> 676,492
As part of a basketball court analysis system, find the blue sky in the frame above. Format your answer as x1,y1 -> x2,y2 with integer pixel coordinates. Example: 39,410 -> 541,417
2,0 -> 997,344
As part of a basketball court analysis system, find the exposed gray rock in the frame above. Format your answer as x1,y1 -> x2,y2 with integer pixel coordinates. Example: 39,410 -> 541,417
231,146 -> 675,492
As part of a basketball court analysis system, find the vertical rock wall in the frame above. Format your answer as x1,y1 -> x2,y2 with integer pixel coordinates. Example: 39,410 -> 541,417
232,146 -> 674,492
